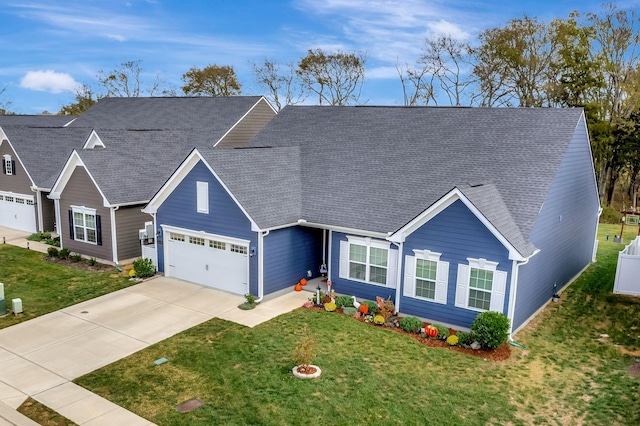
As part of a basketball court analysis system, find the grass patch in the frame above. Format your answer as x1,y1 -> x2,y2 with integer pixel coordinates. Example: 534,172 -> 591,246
75,223 -> 640,425
17,398 -> 77,426
0,245 -> 132,329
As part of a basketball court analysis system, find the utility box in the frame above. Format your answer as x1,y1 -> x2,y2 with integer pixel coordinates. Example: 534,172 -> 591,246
12,298 -> 22,315
0,299 -> 6,317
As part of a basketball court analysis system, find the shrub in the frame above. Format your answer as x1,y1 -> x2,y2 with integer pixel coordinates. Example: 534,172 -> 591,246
47,247 -> 59,257
293,326 -> 316,367
27,232 -> 50,241
324,302 -> 337,312
59,248 -> 70,259
342,307 -> 357,316
88,257 -> 97,266
433,324 -> 449,340
70,252 -> 82,262
470,311 -> 510,350
129,269 -> 137,278
600,205 -> 622,224
132,258 -> 155,278
455,331 -> 474,348
399,316 -> 422,333
361,300 -> 380,315
335,295 -> 354,308
446,335 -> 459,346
245,293 -> 256,304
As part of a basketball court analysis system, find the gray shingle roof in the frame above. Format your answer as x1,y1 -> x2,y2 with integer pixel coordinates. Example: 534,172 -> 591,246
77,130 -> 204,204
0,115 -> 75,127
1,125 -> 91,189
197,147 -> 302,227
68,96 -> 263,137
241,106 -> 585,257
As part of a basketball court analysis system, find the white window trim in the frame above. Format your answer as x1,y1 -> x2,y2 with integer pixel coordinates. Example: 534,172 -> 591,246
71,205 -> 98,245
403,249 -> 449,304
338,236 -> 397,288
3,155 -> 13,175
455,257 -> 507,313
196,181 -> 209,214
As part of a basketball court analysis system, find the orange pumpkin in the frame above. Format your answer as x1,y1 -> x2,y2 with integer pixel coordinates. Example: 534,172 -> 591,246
425,325 -> 438,338
300,278 -> 307,286
294,283 -> 302,292
359,304 -> 369,314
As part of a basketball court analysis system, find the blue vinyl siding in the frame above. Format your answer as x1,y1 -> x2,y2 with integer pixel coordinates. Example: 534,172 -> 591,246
330,231 -> 396,302
156,160 -> 258,295
263,226 -> 324,294
400,199 -> 511,328
513,117 -> 599,330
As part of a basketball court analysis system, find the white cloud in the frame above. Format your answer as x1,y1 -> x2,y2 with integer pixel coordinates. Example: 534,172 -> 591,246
366,66 -> 401,80
20,70 -> 80,93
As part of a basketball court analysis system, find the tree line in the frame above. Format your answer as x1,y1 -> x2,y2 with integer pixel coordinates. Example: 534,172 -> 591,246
0,1 -> 637,209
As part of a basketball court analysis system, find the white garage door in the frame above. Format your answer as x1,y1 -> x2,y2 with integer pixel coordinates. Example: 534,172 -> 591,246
165,228 -> 249,295
0,192 -> 36,233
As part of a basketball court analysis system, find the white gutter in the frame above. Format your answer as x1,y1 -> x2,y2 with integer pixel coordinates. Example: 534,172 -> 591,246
255,230 -> 270,303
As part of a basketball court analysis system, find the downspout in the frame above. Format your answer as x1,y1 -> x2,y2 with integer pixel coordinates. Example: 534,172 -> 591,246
507,254 -> 534,339
110,206 -> 119,265
593,206 -> 603,262
255,229 -> 270,303
327,230 -> 333,281
322,229 -> 326,265
31,187 -> 44,232
391,241 -> 403,313
53,198 -> 61,243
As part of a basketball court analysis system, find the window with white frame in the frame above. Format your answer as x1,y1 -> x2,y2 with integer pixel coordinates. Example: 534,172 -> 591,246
340,236 -> 396,287
196,181 -> 209,214
3,155 -> 13,175
403,249 -> 449,304
455,258 -> 507,313
72,207 -> 97,244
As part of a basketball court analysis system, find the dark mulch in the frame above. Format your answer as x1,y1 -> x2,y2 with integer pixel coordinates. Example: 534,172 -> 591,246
44,256 -> 113,272
306,306 -> 511,362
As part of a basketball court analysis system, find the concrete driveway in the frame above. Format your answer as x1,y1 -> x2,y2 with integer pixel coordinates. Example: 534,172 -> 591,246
0,276 -> 308,425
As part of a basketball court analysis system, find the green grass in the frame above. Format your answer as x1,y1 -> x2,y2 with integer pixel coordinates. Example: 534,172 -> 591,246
0,245 -> 133,329
75,223 -> 640,426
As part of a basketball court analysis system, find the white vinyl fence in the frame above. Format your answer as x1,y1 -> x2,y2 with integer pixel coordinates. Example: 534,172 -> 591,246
614,236 -> 640,296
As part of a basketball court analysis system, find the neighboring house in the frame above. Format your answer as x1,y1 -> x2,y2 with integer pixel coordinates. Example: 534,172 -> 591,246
0,116 -> 81,233
143,106 -> 600,335
49,96 -> 276,264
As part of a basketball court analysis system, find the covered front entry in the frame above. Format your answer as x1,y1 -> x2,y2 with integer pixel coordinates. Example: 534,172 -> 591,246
0,191 -> 36,233
163,226 -> 249,295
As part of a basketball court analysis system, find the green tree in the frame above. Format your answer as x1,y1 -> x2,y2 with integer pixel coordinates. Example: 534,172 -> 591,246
297,49 -> 366,105
58,85 -> 97,115
181,64 -> 241,96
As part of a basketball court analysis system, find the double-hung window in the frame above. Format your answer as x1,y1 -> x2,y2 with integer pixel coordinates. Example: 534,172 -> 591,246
340,236 -> 396,287
403,249 -> 449,304
71,207 -> 97,244
455,258 -> 507,313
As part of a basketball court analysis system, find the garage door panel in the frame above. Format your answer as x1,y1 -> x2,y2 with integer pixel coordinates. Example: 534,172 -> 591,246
0,193 -> 36,233
166,232 -> 248,295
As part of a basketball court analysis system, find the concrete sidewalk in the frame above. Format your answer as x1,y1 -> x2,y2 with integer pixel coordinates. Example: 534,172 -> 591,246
0,275 -> 308,425
0,226 -> 53,254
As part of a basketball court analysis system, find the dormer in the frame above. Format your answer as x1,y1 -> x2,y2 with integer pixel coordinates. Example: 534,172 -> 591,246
83,130 -> 105,149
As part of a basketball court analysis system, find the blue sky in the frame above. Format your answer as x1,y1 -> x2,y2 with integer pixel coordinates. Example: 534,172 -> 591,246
0,0 -> 621,113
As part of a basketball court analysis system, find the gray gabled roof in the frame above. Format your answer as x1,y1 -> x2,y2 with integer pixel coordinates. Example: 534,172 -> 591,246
197,146 -> 302,227
77,129 -> 204,205
68,96 -> 264,137
1,125 -> 91,189
240,105 -> 586,257
0,115 -> 75,127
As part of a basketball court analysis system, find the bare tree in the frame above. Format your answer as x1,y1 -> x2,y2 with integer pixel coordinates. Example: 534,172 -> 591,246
296,49 -> 366,105
396,61 -> 435,106
252,59 -> 306,111
0,85 -> 12,115
97,60 -> 165,97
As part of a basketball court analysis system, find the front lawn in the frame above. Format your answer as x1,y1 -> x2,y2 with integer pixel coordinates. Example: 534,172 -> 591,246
0,245 -> 132,329
74,223 -> 640,426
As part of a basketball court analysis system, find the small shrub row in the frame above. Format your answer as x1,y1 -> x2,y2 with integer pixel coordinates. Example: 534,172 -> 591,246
132,258 -> 155,278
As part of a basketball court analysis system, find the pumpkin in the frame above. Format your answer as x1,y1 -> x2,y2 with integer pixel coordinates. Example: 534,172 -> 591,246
294,283 -> 302,292
359,304 -> 369,314
300,278 -> 307,286
425,325 -> 439,338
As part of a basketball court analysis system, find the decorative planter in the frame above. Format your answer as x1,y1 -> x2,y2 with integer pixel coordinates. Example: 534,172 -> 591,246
292,365 -> 322,379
